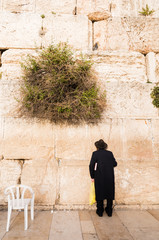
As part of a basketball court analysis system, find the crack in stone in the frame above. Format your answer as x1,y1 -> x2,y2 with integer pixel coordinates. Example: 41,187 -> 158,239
16,159 -> 25,184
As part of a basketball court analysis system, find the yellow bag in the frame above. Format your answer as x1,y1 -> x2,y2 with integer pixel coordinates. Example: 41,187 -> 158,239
89,182 -> 96,205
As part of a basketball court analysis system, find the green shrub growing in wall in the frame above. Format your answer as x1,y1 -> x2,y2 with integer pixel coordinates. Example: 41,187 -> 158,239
151,85 -> 159,108
139,4 -> 155,16
20,43 -> 106,124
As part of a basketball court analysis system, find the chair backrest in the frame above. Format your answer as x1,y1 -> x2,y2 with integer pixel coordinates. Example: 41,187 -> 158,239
5,185 -> 34,207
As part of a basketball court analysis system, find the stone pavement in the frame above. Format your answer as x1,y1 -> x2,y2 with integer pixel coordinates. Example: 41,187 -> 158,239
0,209 -> 159,240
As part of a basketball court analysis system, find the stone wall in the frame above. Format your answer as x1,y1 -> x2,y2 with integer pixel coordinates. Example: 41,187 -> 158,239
0,0 -> 159,209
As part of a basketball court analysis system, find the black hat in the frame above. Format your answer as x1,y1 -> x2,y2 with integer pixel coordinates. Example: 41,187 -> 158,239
95,139 -> 107,150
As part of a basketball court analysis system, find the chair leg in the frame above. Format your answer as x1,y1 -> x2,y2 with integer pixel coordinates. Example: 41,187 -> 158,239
24,205 -> 28,230
6,206 -> 12,232
31,202 -> 34,220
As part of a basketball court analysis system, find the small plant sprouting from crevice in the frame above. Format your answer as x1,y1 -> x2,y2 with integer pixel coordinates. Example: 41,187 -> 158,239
147,79 -> 152,83
139,4 -> 155,16
39,14 -> 46,38
151,85 -> 159,108
20,43 -> 106,124
40,14 -> 45,31
41,14 -> 45,19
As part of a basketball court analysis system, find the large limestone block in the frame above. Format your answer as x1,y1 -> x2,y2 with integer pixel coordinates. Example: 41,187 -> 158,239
1,49 -> 36,65
110,0 -> 159,17
94,17 -> 159,53
3,117 -> 54,159
123,17 -> 159,53
21,158 -> 58,205
102,81 -> 158,118
146,52 -> 157,83
115,160 -> 159,205
103,82 -> 158,119
0,13 -> 42,49
77,0 -> 159,17
55,125 -> 90,161
42,14 -> 91,50
3,0 -> 35,13
36,0 -> 76,14
91,51 -> 146,83
55,121 -> 123,162
123,119 -> 154,161
0,117 -> 4,157
59,161 -> 90,204
156,53 -> 159,82
0,13 -> 90,50
152,119 -> 159,160
0,160 -> 22,204
0,49 -> 37,117
77,0 -> 111,15
0,82 -> 21,117
94,19 -> 129,51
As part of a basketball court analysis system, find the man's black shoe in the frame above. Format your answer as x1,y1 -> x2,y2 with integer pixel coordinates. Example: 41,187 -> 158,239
105,207 -> 112,217
96,210 -> 103,217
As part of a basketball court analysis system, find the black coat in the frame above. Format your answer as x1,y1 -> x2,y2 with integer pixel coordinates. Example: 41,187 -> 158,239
89,150 -> 117,201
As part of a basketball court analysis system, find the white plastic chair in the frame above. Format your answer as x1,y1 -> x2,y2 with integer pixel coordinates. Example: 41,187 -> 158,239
4,185 -> 34,231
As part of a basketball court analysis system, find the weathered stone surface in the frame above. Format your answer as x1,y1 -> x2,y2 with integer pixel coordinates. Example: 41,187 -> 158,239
3,211 -> 53,240
49,211 -> 83,240
90,211 -> 133,240
59,163 -> 90,204
55,121 -> 123,161
36,0 -> 76,14
88,11 -> 111,21
0,49 -> 37,117
77,0 -> 111,15
77,0 -> 159,17
0,160 -> 22,204
91,51 -> 146,82
54,118 -> 159,163
149,210 -> 159,221
42,14 -> 91,50
152,119 -> 159,160
94,17 -> 159,53
0,82 -> 21,117
1,49 -> 36,65
115,160 -> 159,205
1,0 -> 159,17
79,211 -> 96,234
82,233 -> 98,240
117,210 -> 159,240
55,125 -> 90,161
0,211 -> 18,239
3,117 -> 54,159
146,52 -> 157,83
94,19 -> 129,51
110,0 -> 159,17
103,81 -> 158,118
117,210 -> 159,228
156,53 -> 159,82
21,157 -> 58,205
0,13 -> 42,49
3,0 -> 35,13
0,13 -> 90,50
123,119 -> 154,161
1,210 -> 159,240
0,117 -> 4,159
123,17 -> 159,54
